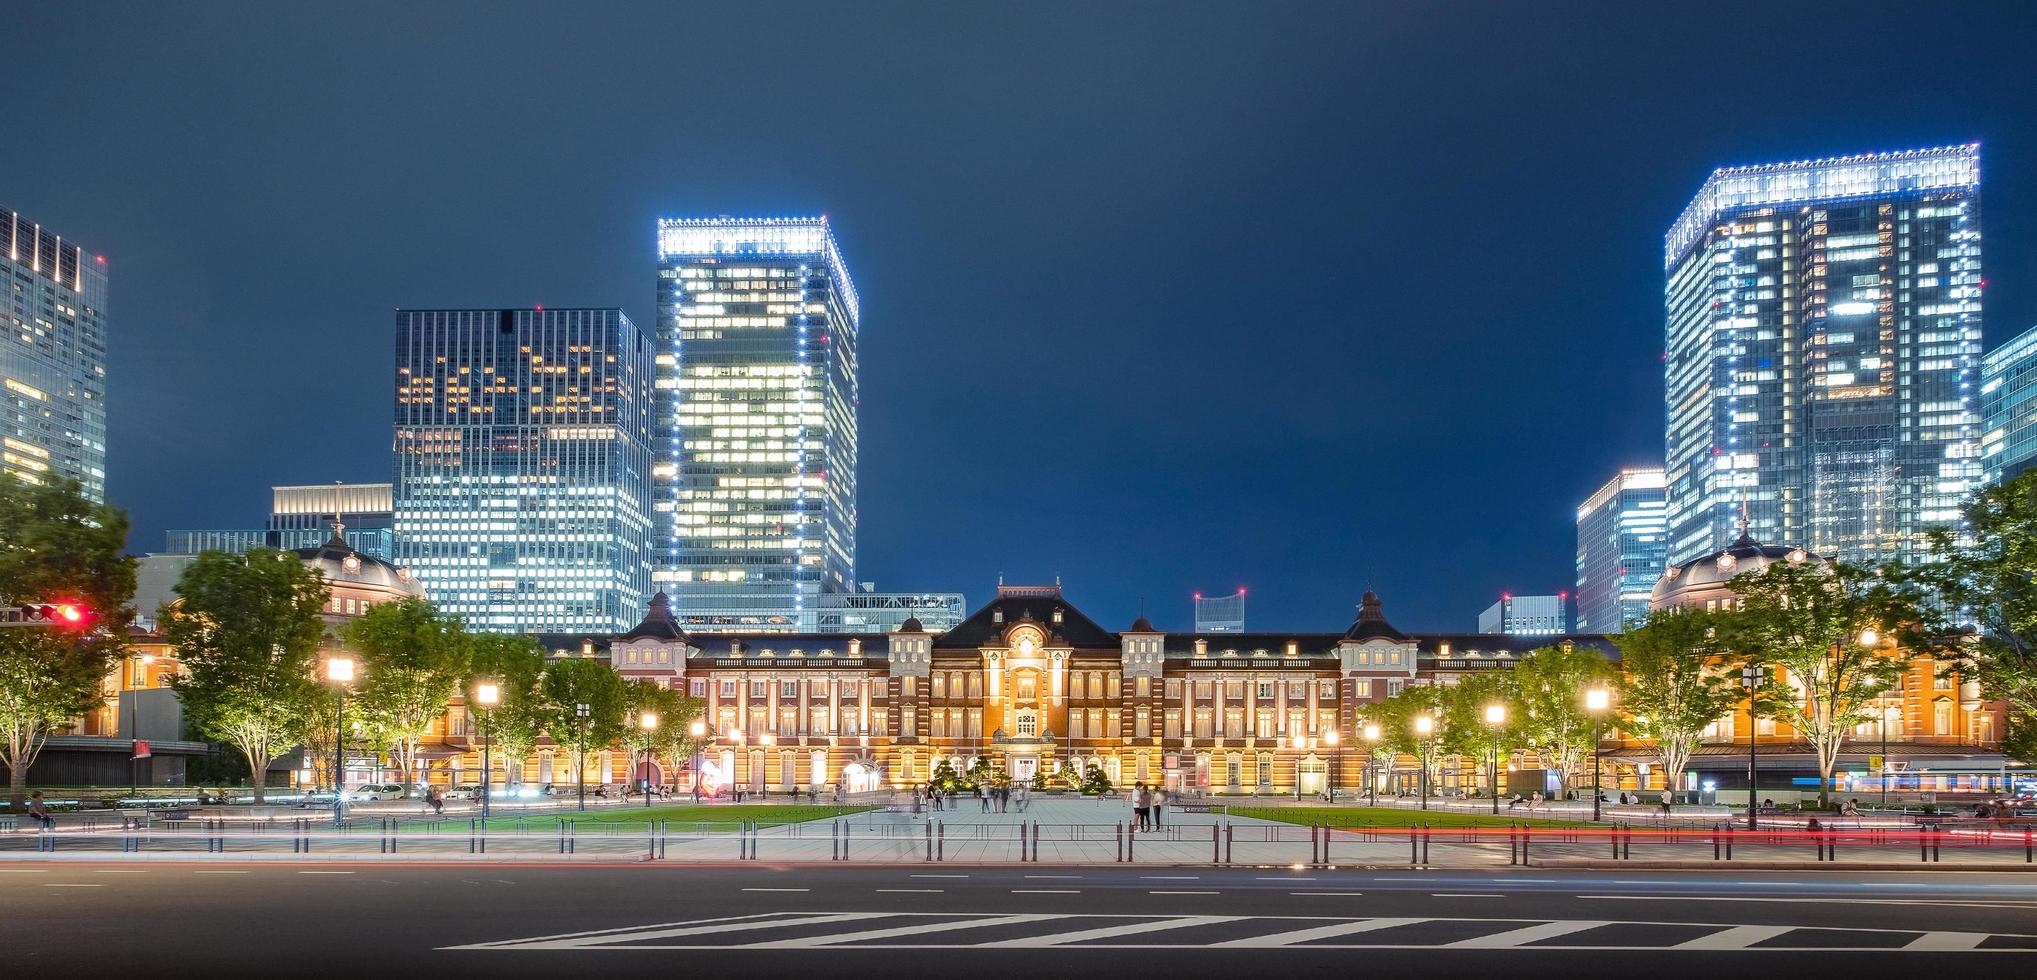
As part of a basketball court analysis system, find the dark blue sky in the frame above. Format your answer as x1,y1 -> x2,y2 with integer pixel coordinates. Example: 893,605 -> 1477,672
11,3 -> 2037,632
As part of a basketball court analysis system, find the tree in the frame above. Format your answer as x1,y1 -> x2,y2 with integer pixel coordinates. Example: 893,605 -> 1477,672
1511,643 -> 1617,796
1079,765 -> 1113,796
615,679 -> 704,788
0,479 -> 134,809
1616,607 -> 1741,798
537,656 -> 627,786
1364,685 -> 1449,791
1725,557 -> 1915,808
1906,470 -> 2037,760
1440,672 -> 1520,796
164,548 -> 328,803
467,633 -> 547,788
344,598 -> 471,785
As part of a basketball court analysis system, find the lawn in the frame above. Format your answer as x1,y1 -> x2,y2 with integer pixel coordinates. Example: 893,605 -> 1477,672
1226,805 -> 1588,829
464,803 -> 869,832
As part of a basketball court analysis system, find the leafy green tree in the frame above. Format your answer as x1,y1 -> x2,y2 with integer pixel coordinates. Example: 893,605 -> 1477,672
1616,607 -> 1741,798
1906,470 -> 2037,760
1725,558 -> 1917,808
164,548 -> 328,802
344,598 -> 471,784
1028,768 -> 1048,792
1440,672 -> 1519,795
1364,685 -> 1449,791
0,479 -> 134,809
615,679 -> 705,785
467,633 -> 547,787
1512,643 -> 1617,796
537,656 -> 627,786
1079,765 -> 1113,796
931,759 -> 963,793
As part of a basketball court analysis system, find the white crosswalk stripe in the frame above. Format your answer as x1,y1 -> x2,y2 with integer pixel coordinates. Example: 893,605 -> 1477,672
446,913 -> 2037,953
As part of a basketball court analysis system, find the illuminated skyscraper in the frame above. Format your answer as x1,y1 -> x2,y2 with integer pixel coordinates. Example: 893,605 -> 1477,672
1663,146 -> 1983,566
1981,324 -> 2037,485
654,217 -> 859,630
392,308 -> 653,632
1,207 -> 108,499
1476,594 -> 1570,636
1574,467 -> 1667,633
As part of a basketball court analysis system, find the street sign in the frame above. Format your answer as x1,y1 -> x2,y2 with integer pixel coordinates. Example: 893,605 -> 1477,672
1868,754 -> 1884,773
132,740 -> 152,759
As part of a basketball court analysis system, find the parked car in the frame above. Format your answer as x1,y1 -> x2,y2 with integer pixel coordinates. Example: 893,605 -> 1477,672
347,783 -> 408,802
446,784 -> 483,801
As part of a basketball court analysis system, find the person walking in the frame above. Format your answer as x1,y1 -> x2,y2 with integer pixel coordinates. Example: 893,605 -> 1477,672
979,785 -> 991,813
1132,782 -> 1149,832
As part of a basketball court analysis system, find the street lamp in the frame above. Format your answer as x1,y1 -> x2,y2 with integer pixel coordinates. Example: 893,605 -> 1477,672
1323,729 -> 1340,802
1585,687 -> 1611,821
574,702 -> 590,813
1362,723 -> 1381,806
473,681 -> 499,819
761,732 -> 776,798
689,720 -> 707,799
1412,715 -> 1434,810
1740,666 -> 1764,830
324,656 -> 356,827
637,711 -> 659,809
128,652 -> 156,798
1483,703 -> 1507,815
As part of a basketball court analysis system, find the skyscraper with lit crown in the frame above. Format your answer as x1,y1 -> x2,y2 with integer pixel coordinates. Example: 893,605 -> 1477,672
1575,467 -> 1667,633
2,207 -> 108,500
654,217 -> 860,631
1663,145 -> 1984,566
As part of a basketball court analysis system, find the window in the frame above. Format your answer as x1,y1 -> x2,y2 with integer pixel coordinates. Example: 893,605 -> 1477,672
1193,708 -> 1212,739
689,679 -> 706,697
1016,672 -> 1037,699
1288,681 -> 1305,699
1933,699 -> 1953,735
811,680 -> 829,697
1165,679 -> 1181,699
1318,681 -> 1335,700
1224,707 -> 1244,739
932,674 -> 946,698
750,680 -> 766,698
932,712 -> 947,738
1255,709 -> 1274,738
968,673 -> 982,698
1257,753 -> 1274,788
1136,676 -> 1150,697
1195,681 -> 1212,700
1017,709 -> 1037,737
1070,712 -> 1085,739
1135,707 -> 1150,737
1164,710 -> 1181,738
1225,681 -> 1244,701
780,680 -> 798,699
1257,682 -> 1273,700
1354,679 -> 1372,698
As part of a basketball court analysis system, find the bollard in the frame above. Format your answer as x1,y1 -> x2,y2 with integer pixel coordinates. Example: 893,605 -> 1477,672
937,821 -> 945,862
1116,822 -> 1124,863
1127,821 -> 1135,862
1420,824 -> 1430,865
1032,821 -> 1041,862
1410,828 -> 1419,866
832,820 -> 840,861
469,819 -> 478,855
1018,822 -> 1028,863
1213,823 -> 1221,864
567,821 -> 577,856
2026,828 -> 2032,864
1322,825 -> 1331,865
924,819 -> 933,862
658,820 -> 667,860
1225,822 -> 1234,864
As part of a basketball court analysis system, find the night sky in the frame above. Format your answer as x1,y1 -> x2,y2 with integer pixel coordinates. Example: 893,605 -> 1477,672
11,3 -> 2037,632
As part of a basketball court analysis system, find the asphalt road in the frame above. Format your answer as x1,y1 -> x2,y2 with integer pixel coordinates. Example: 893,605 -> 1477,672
4,863 -> 2035,977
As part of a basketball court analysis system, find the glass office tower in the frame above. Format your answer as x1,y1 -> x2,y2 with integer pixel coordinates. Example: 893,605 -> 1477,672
1981,325 -> 2037,486
1,207 -> 108,500
654,217 -> 860,629
393,309 -> 653,632
1476,594 -> 1569,636
1574,467 -> 1668,633
1664,146 -> 1983,566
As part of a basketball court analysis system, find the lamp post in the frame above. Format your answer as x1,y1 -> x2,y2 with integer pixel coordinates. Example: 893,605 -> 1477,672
574,702 -> 590,813
689,720 -> 707,799
473,681 -> 498,819
761,732 -> 776,797
1483,703 -> 1506,815
128,652 -> 155,798
637,711 -> 659,809
1858,628 -> 1889,806
1740,666 -> 1764,830
1324,729 -> 1340,802
1362,723 -> 1380,806
1413,715 -> 1434,810
324,656 -> 356,827
1585,687 -> 1611,821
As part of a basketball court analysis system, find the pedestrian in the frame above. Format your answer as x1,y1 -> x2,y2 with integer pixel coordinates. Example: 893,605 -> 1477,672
25,791 -> 56,831
425,784 -> 445,816
1132,782 -> 1149,831
980,785 -> 990,813
1151,786 -> 1165,829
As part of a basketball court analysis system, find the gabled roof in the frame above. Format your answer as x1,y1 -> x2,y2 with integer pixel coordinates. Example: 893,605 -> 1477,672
933,585 -> 1119,649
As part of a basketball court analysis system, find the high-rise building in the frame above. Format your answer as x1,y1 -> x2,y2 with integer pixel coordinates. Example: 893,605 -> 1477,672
1476,594 -> 1569,636
654,217 -> 860,628
164,482 -> 396,560
2,207 -> 108,500
393,308 -> 654,632
1664,145 -> 1983,567
1575,467 -> 1668,633
1193,590 -> 1245,633
1981,324 -> 2037,486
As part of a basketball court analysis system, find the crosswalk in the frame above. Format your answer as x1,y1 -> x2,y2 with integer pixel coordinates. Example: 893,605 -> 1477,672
446,912 -> 2037,952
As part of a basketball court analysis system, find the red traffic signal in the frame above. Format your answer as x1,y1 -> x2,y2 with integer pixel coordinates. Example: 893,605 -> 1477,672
31,603 -> 88,627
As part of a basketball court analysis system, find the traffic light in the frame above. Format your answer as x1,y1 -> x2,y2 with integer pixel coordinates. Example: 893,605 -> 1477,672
30,603 -> 88,627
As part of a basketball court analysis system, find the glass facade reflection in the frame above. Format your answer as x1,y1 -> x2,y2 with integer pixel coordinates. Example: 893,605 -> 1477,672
1664,146 -> 1983,566
393,308 -> 653,632
1575,467 -> 1667,633
654,217 -> 860,629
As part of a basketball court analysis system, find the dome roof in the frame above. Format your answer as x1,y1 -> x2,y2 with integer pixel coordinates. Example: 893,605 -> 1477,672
618,591 -> 688,642
1651,528 -> 1821,606
295,532 -> 425,599
1342,590 -> 1407,642
1126,615 -> 1158,633
896,616 -> 927,634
